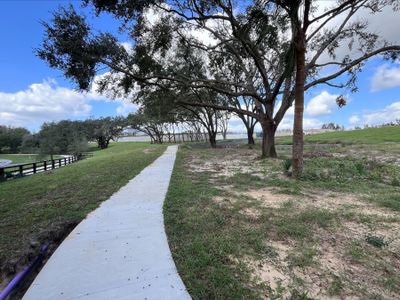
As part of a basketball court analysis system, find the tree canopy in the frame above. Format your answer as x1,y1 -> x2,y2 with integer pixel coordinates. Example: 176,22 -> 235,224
37,0 -> 400,171
0,125 -> 30,153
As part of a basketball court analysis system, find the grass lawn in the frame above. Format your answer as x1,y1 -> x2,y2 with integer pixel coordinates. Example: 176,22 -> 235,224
164,130 -> 400,299
0,154 -> 63,164
0,142 -> 166,280
277,125 -> 400,145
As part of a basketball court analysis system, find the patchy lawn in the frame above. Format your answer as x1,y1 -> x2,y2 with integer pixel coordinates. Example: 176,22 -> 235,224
164,142 -> 400,299
0,142 -> 166,284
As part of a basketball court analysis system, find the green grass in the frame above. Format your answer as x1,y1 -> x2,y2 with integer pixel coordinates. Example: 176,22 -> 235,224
0,142 -> 166,275
287,245 -> 318,268
277,126 -> 400,144
0,154 -> 63,164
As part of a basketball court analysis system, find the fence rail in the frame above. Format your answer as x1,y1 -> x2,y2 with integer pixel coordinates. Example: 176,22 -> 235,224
163,132 -> 210,143
0,153 -> 93,182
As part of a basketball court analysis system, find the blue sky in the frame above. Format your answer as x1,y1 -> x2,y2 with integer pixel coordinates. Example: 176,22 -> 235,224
0,0 -> 400,132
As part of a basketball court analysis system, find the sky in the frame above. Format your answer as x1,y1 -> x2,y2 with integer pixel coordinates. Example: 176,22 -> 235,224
0,1 -> 400,133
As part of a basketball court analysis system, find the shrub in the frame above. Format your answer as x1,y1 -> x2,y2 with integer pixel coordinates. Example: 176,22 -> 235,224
282,159 -> 292,175
365,234 -> 387,248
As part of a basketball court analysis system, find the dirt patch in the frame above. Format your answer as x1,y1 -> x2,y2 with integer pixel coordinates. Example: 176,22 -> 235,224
212,195 -> 233,206
308,190 -> 399,219
187,148 -> 265,179
241,207 -> 262,218
143,148 -> 156,154
254,261 -> 289,291
244,188 -> 294,209
237,188 -> 399,298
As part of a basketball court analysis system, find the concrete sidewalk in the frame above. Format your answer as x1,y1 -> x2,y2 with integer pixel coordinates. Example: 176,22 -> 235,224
23,145 -> 191,300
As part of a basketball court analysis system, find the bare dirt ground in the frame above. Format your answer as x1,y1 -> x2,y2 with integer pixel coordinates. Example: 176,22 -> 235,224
185,144 -> 400,299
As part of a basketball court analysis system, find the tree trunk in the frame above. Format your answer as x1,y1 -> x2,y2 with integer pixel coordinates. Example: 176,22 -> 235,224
260,121 -> 277,158
247,126 -> 255,145
97,137 -> 108,149
292,30 -> 306,177
209,132 -> 217,148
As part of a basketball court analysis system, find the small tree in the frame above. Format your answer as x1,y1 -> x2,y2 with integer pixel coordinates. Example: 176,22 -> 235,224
128,111 -> 168,144
85,117 -> 125,149
38,120 -> 89,158
219,111 -> 231,140
38,122 -> 61,160
232,97 -> 258,145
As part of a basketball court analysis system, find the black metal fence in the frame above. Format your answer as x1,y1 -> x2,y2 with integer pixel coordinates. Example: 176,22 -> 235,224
0,153 -> 93,181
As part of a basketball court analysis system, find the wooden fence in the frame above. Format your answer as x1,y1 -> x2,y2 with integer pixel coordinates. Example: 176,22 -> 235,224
0,153 -> 92,182
162,132 -> 209,143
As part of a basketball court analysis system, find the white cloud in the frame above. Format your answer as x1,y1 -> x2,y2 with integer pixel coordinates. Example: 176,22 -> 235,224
0,77 -> 138,130
0,80 -> 92,129
90,73 -> 139,116
349,101 -> 400,126
371,64 -> 400,91
309,4 -> 400,67
306,91 -> 339,117
90,72 -> 141,102
116,101 -> 138,116
120,41 -> 133,53
277,117 -> 322,131
349,114 -> 360,125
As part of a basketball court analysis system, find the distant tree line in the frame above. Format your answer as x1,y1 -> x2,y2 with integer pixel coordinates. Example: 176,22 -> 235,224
0,126 -> 30,153
3,114 -> 399,157
355,119 -> 400,130
0,117 -> 125,157
1,107 -> 232,157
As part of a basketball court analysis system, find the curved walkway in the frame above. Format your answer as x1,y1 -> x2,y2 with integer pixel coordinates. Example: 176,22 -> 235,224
23,145 -> 191,300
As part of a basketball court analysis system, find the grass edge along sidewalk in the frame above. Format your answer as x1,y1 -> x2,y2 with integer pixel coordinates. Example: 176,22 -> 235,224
0,142 -> 167,288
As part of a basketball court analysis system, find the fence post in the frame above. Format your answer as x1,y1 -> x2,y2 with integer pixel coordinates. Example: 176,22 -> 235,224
19,165 -> 23,177
0,168 -> 4,180
52,160 -> 55,169
33,163 -> 37,174
44,161 -> 47,171
64,158 -> 66,165
58,159 -> 61,167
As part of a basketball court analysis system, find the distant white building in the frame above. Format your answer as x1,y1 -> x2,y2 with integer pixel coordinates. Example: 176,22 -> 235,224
120,127 -> 140,136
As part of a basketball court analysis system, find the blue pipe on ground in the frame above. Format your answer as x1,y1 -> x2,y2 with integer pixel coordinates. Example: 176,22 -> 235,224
0,245 -> 48,300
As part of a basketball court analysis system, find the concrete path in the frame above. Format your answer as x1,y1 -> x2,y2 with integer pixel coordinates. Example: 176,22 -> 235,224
23,145 -> 191,300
